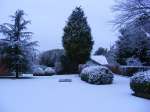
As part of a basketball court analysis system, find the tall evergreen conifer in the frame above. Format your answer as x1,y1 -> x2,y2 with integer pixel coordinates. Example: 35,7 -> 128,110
62,7 -> 94,73
0,10 -> 38,78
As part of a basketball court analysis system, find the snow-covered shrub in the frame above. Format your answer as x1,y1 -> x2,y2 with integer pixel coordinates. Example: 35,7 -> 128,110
80,66 -> 113,85
33,67 -> 45,76
32,65 -> 47,71
130,70 -> 150,96
44,67 -> 56,76
78,60 -> 98,73
78,64 -> 91,73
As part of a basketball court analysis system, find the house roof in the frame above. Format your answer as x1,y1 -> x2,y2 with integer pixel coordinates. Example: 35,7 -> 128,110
91,56 -> 108,65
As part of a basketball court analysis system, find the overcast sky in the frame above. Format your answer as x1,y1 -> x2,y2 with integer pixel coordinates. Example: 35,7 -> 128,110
0,0 -> 117,52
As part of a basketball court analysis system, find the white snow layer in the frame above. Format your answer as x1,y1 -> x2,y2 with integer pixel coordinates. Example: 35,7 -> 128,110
131,70 -> 150,83
0,75 -> 149,112
91,55 -> 108,65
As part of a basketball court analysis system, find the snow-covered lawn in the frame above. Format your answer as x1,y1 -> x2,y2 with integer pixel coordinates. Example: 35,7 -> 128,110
0,75 -> 149,112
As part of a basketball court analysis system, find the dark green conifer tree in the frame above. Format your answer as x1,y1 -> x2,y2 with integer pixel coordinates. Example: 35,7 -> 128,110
62,7 -> 94,73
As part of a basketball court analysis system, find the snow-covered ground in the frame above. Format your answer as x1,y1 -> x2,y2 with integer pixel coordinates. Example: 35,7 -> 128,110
0,75 -> 149,112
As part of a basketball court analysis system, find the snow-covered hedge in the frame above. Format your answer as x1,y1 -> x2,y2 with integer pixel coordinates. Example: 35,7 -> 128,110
44,67 -> 56,75
33,66 -> 56,76
130,70 -> 150,96
80,66 -> 113,85
33,67 -> 45,76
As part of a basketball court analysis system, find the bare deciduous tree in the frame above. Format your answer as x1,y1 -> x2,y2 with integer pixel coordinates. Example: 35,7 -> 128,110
113,0 -> 150,35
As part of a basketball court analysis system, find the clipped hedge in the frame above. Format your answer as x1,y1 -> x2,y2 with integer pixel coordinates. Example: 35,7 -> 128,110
106,64 -> 150,76
120,66 -> 150,76
130,70 -> 150,99
33,66 -> 56,76
80,66 -> 113,85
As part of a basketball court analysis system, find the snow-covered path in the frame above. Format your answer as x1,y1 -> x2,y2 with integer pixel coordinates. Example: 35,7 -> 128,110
0,75 -> 149,112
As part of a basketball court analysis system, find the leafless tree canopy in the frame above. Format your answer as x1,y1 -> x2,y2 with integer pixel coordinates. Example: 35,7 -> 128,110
113,0 -> 150,29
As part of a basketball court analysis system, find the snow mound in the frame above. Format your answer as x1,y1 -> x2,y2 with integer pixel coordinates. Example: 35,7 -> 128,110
130,70 -> 150,94
80,66 -> 113,85
33,67 -> 45,76
45,67 -> 56,75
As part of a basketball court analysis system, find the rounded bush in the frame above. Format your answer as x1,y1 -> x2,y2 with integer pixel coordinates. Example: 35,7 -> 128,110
80,66 -> 113,85
44,67 -> 56,76
130,70 -> 150,95
33,67 -> 45,76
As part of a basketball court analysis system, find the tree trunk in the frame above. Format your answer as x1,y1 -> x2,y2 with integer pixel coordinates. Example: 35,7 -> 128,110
15,64 -> 19,78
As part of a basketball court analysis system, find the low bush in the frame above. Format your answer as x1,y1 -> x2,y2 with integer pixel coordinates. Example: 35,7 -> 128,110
33,67 -> 45,76
130,70 -> 150,99
44,67 -> 56,76
32,65 -> 47,70
106,64 -> 150,76
120,66 -> 150,76
80,66 -> 113,85
33,65 -> 55,76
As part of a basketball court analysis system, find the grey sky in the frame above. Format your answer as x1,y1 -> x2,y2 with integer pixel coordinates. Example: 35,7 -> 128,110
0,0 -> 117,52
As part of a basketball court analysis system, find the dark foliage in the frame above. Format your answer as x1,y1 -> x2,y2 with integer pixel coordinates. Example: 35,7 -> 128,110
62,7 -> 94,73
115,27 -> 150,65
59,55 -> 79,74
130,72 -> 150,99
39,49 -> 64,67
95,47 -> 107,56
0,10 -> 38,77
